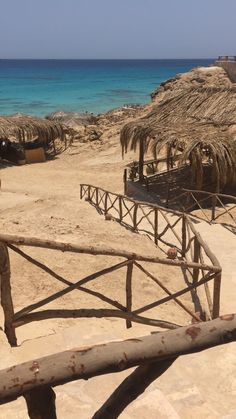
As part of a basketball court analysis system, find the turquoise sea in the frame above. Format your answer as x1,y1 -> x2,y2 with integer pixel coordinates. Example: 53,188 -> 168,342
0,59 -> 214,117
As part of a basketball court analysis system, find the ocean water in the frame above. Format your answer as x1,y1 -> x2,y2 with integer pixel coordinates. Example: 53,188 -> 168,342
0,59 -> 214,117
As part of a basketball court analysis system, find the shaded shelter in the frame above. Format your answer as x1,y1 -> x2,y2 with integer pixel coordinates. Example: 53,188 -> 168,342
0,114 -> 65,145
121,86 -> 236,192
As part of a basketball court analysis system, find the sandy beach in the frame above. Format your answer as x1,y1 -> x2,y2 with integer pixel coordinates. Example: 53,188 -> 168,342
0,65 -> 236,418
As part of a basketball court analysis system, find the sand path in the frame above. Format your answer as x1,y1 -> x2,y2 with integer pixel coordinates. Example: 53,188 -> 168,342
0,137 -> 236,418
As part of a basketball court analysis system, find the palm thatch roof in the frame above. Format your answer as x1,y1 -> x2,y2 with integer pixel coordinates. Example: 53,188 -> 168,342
121,86 -> 236,190
0,114 -> 65,144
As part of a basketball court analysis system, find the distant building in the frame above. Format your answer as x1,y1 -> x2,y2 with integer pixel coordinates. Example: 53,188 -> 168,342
215,56 -> 236,82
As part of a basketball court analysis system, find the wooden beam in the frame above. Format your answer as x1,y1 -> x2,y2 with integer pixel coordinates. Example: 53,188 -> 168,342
92,358 -> 176,419
2,233 -> 219,272
0,243 -> 17,347
126,262 -> 133,328
13,309 -> 181,330
0,315 -> 235,403
23,387 -> 57,419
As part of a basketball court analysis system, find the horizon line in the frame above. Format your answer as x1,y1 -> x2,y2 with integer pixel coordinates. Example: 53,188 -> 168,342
0,57 -> 216,60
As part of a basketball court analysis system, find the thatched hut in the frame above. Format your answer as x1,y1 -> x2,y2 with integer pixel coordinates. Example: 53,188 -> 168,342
0,114 -> 65,145
121,86 -> 236,193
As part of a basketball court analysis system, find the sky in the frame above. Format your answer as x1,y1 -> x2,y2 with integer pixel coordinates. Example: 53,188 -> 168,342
0,0 -> 236,59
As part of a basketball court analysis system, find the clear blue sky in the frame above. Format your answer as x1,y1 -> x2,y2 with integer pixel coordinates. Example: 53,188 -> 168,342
1,0 -> 236,59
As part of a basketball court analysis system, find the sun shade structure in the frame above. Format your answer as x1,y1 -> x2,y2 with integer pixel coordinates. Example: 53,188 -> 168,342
121,86 -> 236,192
0,114 -> 65,145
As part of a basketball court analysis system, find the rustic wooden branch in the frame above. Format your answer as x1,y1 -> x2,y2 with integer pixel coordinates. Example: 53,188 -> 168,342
154,208 -> 158,245
186,218 -> 221,268
159,210 -> 182,245
182,188 -> 236,202
14,259 -> 132,320
134,261 -> 200,321
133,271 -> 216,315
190,193 -> 211,222
13,309 -> 181,330
8,244 -> 126,312
126,262 -> 133,328
212,273 -> 222,319
23,387 -> 57,419
199,247 -> 213,318
1,233 -> 218,271
0,243 -> 17,347
92,358 -> 176,419
182,214 -> 187,257
80,183 -> 192,217
193,237 -> 200,284
1,315 -> 236,403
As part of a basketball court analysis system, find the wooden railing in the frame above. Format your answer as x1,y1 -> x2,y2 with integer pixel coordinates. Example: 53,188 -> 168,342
174,189 -> 236,228
0,230 -> 221,349
80,184 -> 222,320
126,155 -> 182,181
0,315 -> 235,418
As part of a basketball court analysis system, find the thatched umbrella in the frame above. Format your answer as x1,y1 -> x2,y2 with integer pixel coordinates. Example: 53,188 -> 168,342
0,114 -> 65,145
121,87 -> 236,192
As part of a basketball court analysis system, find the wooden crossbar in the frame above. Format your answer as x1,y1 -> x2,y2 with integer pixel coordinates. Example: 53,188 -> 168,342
14,260 -> 131,320
133,272 -> 216,315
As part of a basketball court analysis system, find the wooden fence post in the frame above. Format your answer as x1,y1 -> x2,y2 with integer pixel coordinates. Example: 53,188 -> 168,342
193,237 -> 200,284
0,243 -> 17,346
123,169 -> 127,195
126,261 -> 133,328
95,188 -> 99,207
23,387 -> 57,419
154,208 -> 158,246
182,215 -> 187,258
133,204 -> 138,231
212,272 -> 221,319
212,195 -> 217,221
88,185 -> 91,201
119,196 -> 123,222
104,192 -> 108,214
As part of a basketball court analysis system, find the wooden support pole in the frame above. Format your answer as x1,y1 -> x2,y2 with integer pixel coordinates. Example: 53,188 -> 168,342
154,208 -> 158,246
0,243 -> 17,347
193,237 -> 200,284
95,188 -> 99,207
212,195 -> 217,221
123,169 -> 127,195
139,140 -> 144,181
87,185 -> 91,201
92,358 -> 176,419
1,315 -> 236,404
104,192 -> 108,214
119,196 -> 123,221
133,204 -> 138,231
182,215 -> 187,257
212,273 -> 221,319
126,262 -> 133,328
23,387 -> 57,419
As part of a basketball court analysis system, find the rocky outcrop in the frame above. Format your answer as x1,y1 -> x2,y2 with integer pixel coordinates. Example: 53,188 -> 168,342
151,66 -> 232,103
